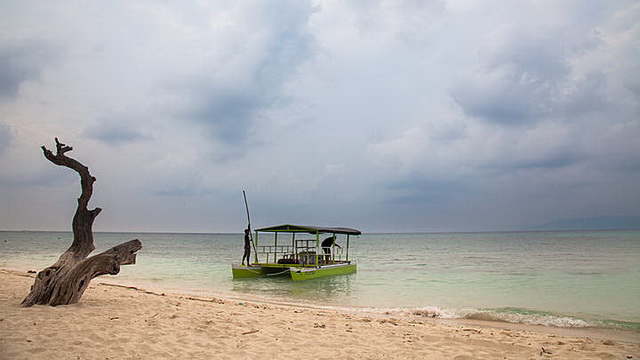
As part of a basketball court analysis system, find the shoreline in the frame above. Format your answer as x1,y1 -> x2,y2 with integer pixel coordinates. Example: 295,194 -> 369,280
99,279 -> 640,345
4,263 -> 640,333
95,271 -> 640,336
2,269 -> 638,359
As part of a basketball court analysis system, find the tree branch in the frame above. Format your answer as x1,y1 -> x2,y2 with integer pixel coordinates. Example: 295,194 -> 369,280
22,138 -> 142,307
41,138 -> 99,257
48,239 -> 142,306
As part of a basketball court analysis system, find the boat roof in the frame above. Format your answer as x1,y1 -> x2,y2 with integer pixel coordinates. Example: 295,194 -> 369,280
255,224 -> 361,235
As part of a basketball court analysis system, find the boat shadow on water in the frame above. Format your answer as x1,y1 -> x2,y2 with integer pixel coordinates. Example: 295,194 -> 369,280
231,272 -> 357,304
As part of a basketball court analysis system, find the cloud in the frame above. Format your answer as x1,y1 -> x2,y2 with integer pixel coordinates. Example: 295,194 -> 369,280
0,41 -> 54,99
152,179 -> 209,198
447,2 -> 634,126
0,166 -> 76,190
172,2 -> 317,151
451,67 -> 555,124
384,176 -> 464,206
0,1 -> 638,232
183,87 -> 270,145
0,123 -> 12,153
83,119 -> 151,146
450,25 -> 579,124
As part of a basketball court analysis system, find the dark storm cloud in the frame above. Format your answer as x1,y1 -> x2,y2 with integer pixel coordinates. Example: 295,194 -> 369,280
180,2 -> 316,148
152,184 -> 208,198
0,123 -> 12,153
0,165 -> 76,189
450,26 -> 601,125
0,123 -> 13,155
83,120 -> 151,146
385,176 -> 463,205
484,149 -> 585,173
452,57 -> 563,123
186,88 -> 268,145
511,153 -> 583,171
0,42 -> 54,99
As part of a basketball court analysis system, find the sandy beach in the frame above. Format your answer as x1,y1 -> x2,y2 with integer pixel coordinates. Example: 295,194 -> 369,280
1,269 -> 638,359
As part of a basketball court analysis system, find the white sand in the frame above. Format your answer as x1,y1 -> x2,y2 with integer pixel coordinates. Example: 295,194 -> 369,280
1,269 -> 638,359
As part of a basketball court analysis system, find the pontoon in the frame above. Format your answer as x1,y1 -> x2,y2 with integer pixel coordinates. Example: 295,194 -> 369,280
232,224 -> 361,281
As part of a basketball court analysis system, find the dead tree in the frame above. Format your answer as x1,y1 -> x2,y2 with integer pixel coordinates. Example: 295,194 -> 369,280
21,138 -> 142,307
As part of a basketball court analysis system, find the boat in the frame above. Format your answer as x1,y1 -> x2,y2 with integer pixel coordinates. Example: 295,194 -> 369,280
232,224 -> 361,281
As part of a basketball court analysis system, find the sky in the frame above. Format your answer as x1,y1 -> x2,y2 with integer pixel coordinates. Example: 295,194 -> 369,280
1,1 -> 639,233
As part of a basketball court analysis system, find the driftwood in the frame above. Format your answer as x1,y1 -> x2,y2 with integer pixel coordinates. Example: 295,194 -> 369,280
21,138 -> 142,307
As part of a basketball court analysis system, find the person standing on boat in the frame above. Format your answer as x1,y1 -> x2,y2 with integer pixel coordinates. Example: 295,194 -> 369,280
242,228 -> 251,266
321,235 -> 341,263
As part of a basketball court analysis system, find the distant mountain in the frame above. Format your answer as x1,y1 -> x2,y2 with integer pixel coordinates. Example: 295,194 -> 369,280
530,216 -> 640,231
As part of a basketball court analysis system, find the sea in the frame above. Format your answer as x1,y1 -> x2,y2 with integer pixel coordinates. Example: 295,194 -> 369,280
1,230 -> 638,332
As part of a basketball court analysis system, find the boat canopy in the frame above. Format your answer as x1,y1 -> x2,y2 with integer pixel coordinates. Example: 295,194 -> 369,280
255,224 -> 361,236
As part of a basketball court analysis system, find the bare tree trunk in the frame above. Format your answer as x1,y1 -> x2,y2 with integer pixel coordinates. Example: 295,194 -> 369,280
21,138 -> 142,307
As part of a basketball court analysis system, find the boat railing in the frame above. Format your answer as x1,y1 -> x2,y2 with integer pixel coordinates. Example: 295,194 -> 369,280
255,237 -> 349,267
320,245 -> 345,264
295,239 -> 317,265
295,239 -> 346,266
257,245 -> 294,264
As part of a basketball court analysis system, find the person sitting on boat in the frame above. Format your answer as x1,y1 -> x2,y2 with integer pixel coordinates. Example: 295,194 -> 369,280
242,228 -> 251,266
321,236 -> 341,264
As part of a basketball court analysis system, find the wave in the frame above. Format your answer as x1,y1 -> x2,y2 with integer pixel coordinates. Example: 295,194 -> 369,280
370,306 -> 640,331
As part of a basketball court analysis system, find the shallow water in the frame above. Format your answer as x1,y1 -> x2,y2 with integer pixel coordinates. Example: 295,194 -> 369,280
1,230 -> 638,330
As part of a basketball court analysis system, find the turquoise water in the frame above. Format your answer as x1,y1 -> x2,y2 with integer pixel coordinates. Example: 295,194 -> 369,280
1,230 -> 638,330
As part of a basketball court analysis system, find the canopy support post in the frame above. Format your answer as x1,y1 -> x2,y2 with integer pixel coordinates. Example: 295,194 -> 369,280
254,231 -> 259,264
315,231 -> 320,267
346,234 -> 350,262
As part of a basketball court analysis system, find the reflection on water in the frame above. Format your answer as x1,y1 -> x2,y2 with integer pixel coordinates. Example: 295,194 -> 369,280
232,273 -> 356,304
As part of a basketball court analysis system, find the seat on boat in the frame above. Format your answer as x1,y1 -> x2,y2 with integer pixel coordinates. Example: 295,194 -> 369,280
277,258 -> 300,264
298,251 -> 316,265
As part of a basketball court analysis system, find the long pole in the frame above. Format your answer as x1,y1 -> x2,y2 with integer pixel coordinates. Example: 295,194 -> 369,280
243,190 -> 258,263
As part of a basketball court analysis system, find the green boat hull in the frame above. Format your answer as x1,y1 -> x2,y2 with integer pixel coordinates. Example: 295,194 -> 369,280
289,263 -> 357,281
232,263 -> 356,281
231,265 -> 287,278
